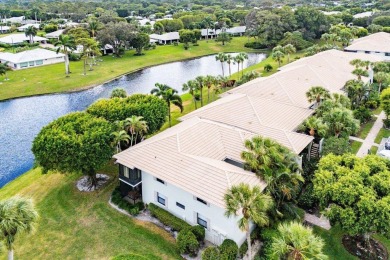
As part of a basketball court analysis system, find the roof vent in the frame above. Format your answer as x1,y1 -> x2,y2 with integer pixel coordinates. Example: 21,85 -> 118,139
223,158 -> 244,169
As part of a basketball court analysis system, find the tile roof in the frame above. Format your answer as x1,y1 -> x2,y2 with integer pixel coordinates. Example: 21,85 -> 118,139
0,49 -> 64,63
345,32 -> 390,53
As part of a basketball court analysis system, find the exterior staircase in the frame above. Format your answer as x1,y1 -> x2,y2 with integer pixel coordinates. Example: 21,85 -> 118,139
310,143 -> 320,159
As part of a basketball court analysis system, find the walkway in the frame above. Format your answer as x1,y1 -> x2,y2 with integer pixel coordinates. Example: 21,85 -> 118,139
355,111 -> 385,157
304,213 -> 331,230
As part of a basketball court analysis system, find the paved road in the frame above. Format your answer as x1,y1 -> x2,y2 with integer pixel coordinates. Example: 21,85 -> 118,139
356,111 -> 385,157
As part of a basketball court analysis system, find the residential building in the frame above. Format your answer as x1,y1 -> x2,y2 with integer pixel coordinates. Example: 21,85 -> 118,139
17,23 -> 40,32
344,32 -> 390,60
0,26 -> 10,33
0,34 -> 47,45
353,11 -> 373,18
1,16 -> 24,24
0,49 -> 65,69
45,30 -> 64,40
150,32 -> 180,44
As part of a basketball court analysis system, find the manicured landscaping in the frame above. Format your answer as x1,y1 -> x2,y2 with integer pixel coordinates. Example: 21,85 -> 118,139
375,127 -> 390,144
371,145 -> 379,154
356,119 -> 375,139
0,37 -> 260,101
350,141 -> 363,154
0,165 -> 181,259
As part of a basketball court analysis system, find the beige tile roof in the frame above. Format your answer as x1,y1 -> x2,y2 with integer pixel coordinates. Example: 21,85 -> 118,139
114,117 -> 267,208
345,32 -> 390,53
180,93 -> 314,132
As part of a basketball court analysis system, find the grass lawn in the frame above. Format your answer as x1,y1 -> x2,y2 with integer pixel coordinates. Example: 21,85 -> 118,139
0,165 -> 180,259
371,145 -> 378,154
356,119 -> 375,139
350,141 -> 362,154
0,36 -> 260,101
374,128 -> 390,144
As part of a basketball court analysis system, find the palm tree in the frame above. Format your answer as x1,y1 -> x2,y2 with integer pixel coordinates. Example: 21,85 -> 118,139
306,86 -> 331,108
283,44 -> 296,63
111,130 -> 130,152
203,75 -> 215,104
152,84 -> 183,127
0,62 -> 11,80
352,68 -> 369,80
0,197 -> 39,260
234,54 -> 244,80
323,107 -> 360,137
196,76 -> 205,107
24,25 -> 37,44
350,59 -> 363,68
88,20 -> 99,38
302,116 -> 328,137
241,136 -> 303,217
202,16 -> 214,41
224,183 -> 273,260
123,116 -> 148,146
54,34 -> 76,76
272,51 -> 285,67
239,52 -> 249,78
269,222 -> 328,260
225,54 -> 234,77
374,71 -> 389,93
183,80 -> 200,109
215,52 -> 227,77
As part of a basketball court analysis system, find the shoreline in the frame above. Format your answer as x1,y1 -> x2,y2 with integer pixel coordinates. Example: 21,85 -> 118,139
0,49 -> 265,103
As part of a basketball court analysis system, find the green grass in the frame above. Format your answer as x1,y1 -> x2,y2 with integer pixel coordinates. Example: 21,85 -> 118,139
0,165 -> 180,259
373,107 -> 382,115
357,119 -> 375,139
0,37 -> 261,101
350,141 -> 363,154
374,128 -> 390,144
313,226 -> 357,260
371,145 -> 378,154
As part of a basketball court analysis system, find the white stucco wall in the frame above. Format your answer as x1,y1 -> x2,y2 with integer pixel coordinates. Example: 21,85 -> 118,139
13,56 -> 64,70
354,50 -> 390,60
142,171 -> 252,246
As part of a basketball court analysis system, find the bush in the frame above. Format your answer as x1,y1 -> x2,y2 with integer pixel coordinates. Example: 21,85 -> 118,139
297,183 -> 318,210
321,137 -> 351,156
383,119 -> 390,129
202,246 -> 220,260
110,88 -> 127,98
353,106 -> 373,123
238,241 -> 248,258
244,41 -> 268,49
44,23 -> 58,33
111,186 -> 144,216
177,229 -> 199,256
87,94 -> 168,134
258,227 -> 279,259
69,52 -> 81,61
148,203 -> 191,231
190,225 -> 205,242
264,64 -> 273,72
219,239 -> 238,260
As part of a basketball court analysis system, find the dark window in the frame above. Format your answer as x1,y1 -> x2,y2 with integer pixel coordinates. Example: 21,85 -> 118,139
386,53 -> 390,57
365,51 -> 370,54
176,202 -> 185,209
223,158 -> 244,168
197,213 -> 207,228
157,193 -> 166,206
156,178 -> 165,184
196,197 -> 207,205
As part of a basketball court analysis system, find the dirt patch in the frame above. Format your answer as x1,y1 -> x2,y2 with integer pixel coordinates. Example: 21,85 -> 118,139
76,174 -> 110,192
342,235 -> 388,260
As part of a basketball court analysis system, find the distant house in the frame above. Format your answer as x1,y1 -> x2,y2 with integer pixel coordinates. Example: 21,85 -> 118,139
0,34 -> 47,45
353,11 -> 373,19
1,16 -> 24,24
0,49 -> 65,69
0,26 -> 10,34
17,23 -> 40,32
45,30 -> 64,40
344,32 -> 390,60
201,26 -> 246,39
150,32 -> 180,44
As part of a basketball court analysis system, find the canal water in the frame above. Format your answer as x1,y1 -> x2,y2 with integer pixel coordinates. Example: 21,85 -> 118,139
0,53 -> 266,187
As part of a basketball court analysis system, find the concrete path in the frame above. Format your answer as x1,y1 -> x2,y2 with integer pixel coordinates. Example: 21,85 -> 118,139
356,111 -> 385,157
304,213 -> 331,230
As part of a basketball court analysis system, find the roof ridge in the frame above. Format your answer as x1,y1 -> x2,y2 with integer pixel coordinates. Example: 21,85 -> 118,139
284,131 -> 297,154
274,75 -> 296,105
247,95 -> 264,126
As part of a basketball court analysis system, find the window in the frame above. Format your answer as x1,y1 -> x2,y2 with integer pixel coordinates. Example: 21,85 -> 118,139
29,61 -> 34,66
157,192 -> 166,206
20,62 -> 28,68
176,202 -> 185,209
35,60 -> 43,65
196,197 -> 207,205
197,213 -> 207,228
386,53 -> 390,57
156,178 -> 165,184
123,167 -> 129,178
365,51 -> 370,54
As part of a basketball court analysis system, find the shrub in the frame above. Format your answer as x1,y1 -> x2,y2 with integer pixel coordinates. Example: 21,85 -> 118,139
321,137 -> 351,156
148,203 -> 191,231
353,106 -> 373,123
87,94 -> 168,134
190,225 -> 205,242
383,119 -> 390,129
238,241 -> 248,258
258,227 -> 279,259
244,41 -> 268,49
219,239 -> 238,260
297,183 -> 318,210
202,246 -> 220,260
177,228 -> 199,256
111,186 -> 144,216
44,23 -> 58,33
264,64 -> 273,72
69,52 -> 81,61
110,88 -> 127,98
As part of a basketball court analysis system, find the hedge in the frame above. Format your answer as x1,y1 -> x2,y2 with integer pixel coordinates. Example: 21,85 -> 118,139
177,228 -> 199,256
202,246 -> 220,260
87,94 -> 168,134
148,203 -> 191,231
219,239 -> 238,260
